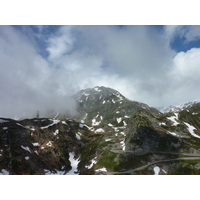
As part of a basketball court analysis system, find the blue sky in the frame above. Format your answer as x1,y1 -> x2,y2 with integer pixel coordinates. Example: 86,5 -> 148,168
1,25 -> 200,118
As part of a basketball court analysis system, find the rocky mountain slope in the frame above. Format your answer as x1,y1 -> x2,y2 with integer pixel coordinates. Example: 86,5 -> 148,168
1,86 -> 200,175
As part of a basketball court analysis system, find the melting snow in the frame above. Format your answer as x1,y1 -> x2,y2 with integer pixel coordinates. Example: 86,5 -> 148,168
32,142 -> 39,146
153,166 -> 160,175
0,169 -> 9,175
21,145 -> 31,153
76,133 -> 81,140
46,141 -> 53,147
85,157 -> 97,169
41,119 -> 60,129
159,122 -> 166,126
112,99 -> 116,103
95,128 -> 105,133
3,127 -> 8,130
184,122 -> 200,139
25,156 -> 29,160
105,138 -> 111,142
167,131 -> 179,137
79,123 -> 84,128
95,167 -> 107,172
123,121 -> 127,126
103,100 -> 106,104
167,113 -> 179,126
192,112 -> 198,115
34,150 -> 39,155
108,123 -> 113,127
117,117 -> 122,123
67,152 -> 79,175
81,113 -> 88,123
120,132 -> 126,136
92,118 -> 101,126
53,129 -> 59,135
120,139 -> 126,150
62,121 -> 68,125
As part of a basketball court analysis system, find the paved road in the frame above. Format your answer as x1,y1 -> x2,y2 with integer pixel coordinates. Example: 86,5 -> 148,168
99,156 -> 200,175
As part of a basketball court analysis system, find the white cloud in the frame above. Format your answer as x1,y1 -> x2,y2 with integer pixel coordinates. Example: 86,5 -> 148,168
1,25 -> 200,118
164,25 -> 200,43
0,26 -> 77,118
46,26 -> 75,60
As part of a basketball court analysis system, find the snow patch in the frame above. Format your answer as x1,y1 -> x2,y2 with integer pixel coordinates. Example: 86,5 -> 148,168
85,157 -> 97,169
95,128 -> 105,133
153,166 -> 160,175
120,132 -> 126,136
46,141 -> 53,147
32,142 -> 39,146
67,152 -> 79,175
34,150 -> 39,155
41,119 -> 60,129
105,138 -> 111,142
62,121 -> 68,125
123,121 -> 127,126
184,122 -> 200,139
120,139 -> 126,150
112,99 -> 116,103
76,133 -> 81,140
0,169 -> 9,175
53,129 -> 59,135
159,122 -> 166,126
95,167 -> 107,172
167,131 -> 179,137
117,117 -> 122,123
92,117 -> 101,126
167,113 -> 179,126
79,123 -> 84,128
3,127 -> 8,130
21,145 -> 31,153
81,113 -> 88,123
25,156 -> 29,160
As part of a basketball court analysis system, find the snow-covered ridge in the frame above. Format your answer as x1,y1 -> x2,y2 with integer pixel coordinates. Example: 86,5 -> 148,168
159,100 -> 200,113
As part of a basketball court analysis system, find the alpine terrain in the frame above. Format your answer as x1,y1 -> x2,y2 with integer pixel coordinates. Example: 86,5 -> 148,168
1,86 -> 200,175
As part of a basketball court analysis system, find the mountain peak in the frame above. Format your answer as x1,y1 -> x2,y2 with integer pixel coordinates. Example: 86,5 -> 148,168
74,86 -> 126,103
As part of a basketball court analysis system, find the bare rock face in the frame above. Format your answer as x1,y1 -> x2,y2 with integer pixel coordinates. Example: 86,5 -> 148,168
0,118 -> 99,175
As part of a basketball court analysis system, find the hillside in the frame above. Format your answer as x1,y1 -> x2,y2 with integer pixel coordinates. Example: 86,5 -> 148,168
1,86 -> 200,175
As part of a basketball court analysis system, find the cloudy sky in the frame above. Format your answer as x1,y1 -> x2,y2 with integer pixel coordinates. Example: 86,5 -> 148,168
1,25 -> 200,118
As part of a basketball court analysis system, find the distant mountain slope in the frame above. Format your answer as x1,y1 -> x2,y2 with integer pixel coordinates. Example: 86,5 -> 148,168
1,87 -> 200,175
73,86 -> 160,130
